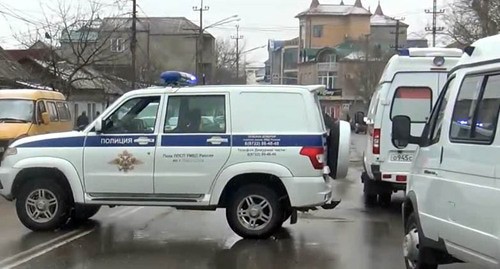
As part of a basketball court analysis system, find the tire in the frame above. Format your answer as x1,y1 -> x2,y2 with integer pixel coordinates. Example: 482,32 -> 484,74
378,193 -> 392,207
226,185 -> 284,239
72,204 -> 101,223
364,193 -> 377,206
404,213 -> 438,269
16,179 -> 72,231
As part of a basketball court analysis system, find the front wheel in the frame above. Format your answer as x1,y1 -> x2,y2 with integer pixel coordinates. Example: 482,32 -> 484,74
226,185 -> 284,239
16,179 -> 72,231
404,213 -> 438,269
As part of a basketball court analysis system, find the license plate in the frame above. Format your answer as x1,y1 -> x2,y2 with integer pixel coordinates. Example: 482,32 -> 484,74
390,153 -> 413,162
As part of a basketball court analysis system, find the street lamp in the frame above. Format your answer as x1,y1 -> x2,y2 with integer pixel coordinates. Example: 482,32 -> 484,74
204,15 -> 240,30
241,45 -> 267,55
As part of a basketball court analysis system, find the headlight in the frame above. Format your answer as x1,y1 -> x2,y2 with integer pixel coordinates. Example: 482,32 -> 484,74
2,147 -> 17,161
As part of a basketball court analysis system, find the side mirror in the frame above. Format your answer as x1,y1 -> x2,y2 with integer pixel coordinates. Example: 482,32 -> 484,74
392,115 -> 411,149
41,112 -> 50,125
95,120 -> 103,133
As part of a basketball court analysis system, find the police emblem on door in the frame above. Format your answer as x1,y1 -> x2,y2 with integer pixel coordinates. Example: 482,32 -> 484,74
109,151 -> 143,172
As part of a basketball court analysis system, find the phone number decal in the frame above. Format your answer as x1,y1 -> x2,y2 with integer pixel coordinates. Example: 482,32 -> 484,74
242,135 -> 281,147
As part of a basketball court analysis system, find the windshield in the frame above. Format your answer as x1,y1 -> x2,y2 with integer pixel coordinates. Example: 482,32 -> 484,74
0,99 -> 34,123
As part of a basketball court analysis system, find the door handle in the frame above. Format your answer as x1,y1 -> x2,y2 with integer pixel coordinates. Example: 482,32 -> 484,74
424,170 -> 438,176
134,137 -> 155,145
207,136 -> 228,145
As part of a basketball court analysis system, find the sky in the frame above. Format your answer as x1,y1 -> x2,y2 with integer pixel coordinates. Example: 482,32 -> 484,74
0,0 -> 452,63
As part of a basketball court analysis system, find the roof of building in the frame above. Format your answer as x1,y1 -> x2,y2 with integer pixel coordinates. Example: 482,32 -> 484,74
0,89 -> 66,100
4,49 -> 51,62
101,17 -> 212,37
296,0 -> 371,17
0,47 -> 31,82
370,1 -> 408,26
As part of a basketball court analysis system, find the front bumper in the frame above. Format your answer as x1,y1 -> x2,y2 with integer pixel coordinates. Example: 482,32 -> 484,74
0,167 -> 18,200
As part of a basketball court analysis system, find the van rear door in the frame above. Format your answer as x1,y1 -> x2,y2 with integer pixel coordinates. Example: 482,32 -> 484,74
380,72 -> 440,175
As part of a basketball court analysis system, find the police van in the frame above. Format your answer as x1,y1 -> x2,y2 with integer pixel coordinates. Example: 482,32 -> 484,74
0,75 -> 350,239
362,48 -> 462,205
393,35 -> 500,268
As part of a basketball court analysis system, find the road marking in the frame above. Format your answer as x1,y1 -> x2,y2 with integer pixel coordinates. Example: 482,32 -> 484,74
0,228 -> 94,269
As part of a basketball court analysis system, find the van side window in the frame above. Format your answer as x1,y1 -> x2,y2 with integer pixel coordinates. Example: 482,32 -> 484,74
164,95 -> 226,133
391,87 -> 432,123
103,96 -> 160,134
426,78 -> 456,145
56,102 -> 71,121
450,74 -> 500,143
46,101 -> 59,122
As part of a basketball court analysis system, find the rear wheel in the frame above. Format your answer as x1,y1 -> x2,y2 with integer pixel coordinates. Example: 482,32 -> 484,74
16,179 -> 71,231
226,185 -> 283,239
404,213 -> 438,269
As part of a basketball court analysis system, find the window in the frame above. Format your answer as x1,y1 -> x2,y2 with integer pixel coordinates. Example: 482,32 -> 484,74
450,74 -> 500,143
110,38 -> 125,52
164,95 -> 226,133
103,96 -> 160,134
313,25 -> 323,38
56,102 -> 71,121
46,101 -> 59,122
450,75 -> 484,141
425,78 -> 456,145
391,87 -> 432,123
318,72 -> 337,90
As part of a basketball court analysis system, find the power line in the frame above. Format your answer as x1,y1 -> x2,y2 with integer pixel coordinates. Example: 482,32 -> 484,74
390,17 -> 406,50
425,0 -> 445,47
231,25 -> 243,79
193,0 -> 209,83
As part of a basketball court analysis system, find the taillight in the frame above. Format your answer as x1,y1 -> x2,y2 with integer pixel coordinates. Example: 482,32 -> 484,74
373,128 -> 381,154
396,175 -> 407,182
300,147 -> 325,170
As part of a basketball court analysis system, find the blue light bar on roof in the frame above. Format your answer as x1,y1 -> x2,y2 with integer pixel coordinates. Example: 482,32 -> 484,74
398,49 -> 410,56
160,71 -> 198,86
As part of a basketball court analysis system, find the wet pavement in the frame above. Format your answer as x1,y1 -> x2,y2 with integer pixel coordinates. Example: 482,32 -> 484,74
0,134 -> 481,269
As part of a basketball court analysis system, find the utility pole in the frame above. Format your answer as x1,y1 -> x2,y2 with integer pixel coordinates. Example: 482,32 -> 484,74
425,0 -> 445,47
231,25 -> 243,79
193,0 -> 209,82
131,0 -> 137,89
390,17 -> 405,51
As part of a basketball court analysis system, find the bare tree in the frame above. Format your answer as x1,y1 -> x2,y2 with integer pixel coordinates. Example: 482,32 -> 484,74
214,38 -> 246,84
13,0 -> 130,97
343,38 -> 392,105
444,0 -> 500,46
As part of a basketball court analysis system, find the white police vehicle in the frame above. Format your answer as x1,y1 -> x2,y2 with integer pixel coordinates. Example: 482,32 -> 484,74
0,72 -> 350,239
362,48 -> 462,206
393,35 -> 500,268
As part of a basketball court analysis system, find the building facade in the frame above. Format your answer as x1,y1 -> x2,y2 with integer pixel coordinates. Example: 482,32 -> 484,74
59,17 -> 216,85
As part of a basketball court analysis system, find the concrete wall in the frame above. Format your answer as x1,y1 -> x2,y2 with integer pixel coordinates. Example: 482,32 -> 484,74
370,25 -> 408,51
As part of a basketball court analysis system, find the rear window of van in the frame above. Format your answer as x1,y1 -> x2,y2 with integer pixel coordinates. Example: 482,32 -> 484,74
391,87 -> 432,123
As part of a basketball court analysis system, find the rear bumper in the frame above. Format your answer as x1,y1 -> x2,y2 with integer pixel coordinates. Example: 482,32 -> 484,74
284,176 -> 333,208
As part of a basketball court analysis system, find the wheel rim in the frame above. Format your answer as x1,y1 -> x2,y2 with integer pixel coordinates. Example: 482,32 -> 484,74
237,195 -> 273,231
403,226 -> 420,269
25,189 -> 59,223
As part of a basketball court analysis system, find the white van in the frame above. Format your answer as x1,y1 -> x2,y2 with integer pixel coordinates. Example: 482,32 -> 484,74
362,48 -> 462,205
0,83 -> 350,239
394,34 -> 500,268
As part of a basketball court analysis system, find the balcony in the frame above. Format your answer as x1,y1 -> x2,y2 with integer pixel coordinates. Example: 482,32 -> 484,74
317,62 -> 337,72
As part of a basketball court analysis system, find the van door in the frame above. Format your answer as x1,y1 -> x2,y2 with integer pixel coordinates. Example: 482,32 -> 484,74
381,73 -> 439,178
440,73 -> 500,262
411,76 -> 456,240
154,94 -> 231,198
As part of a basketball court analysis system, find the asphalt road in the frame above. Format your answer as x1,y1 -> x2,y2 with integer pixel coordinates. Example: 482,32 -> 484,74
0,134 -> 481,269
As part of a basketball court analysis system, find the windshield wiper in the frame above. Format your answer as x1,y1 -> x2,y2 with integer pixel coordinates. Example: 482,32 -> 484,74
0,118 -> 30,123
